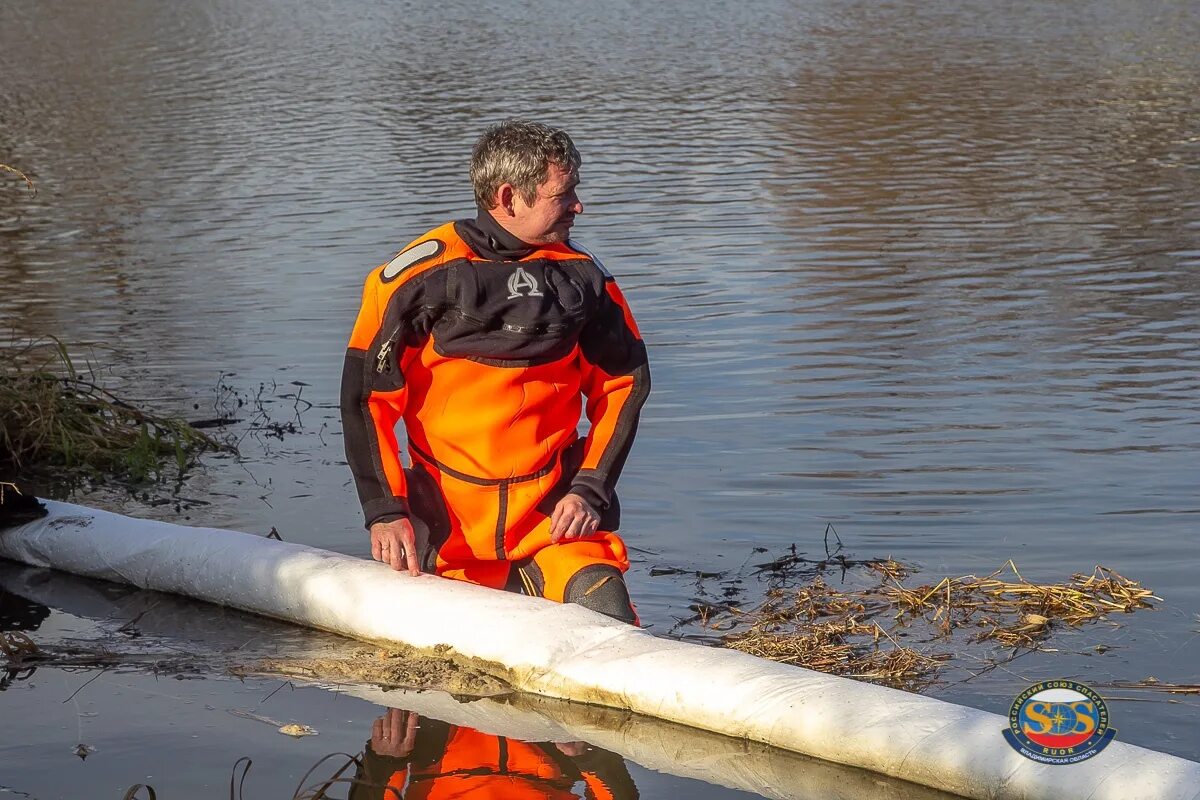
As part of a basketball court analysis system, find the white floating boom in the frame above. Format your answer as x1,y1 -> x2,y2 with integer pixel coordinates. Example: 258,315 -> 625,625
1,500 -> 1197,800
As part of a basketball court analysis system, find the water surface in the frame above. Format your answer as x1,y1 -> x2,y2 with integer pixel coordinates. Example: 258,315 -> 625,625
2,0 -> 1198,791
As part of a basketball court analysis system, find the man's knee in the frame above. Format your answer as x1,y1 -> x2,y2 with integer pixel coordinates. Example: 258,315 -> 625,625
563,565 -> 637,625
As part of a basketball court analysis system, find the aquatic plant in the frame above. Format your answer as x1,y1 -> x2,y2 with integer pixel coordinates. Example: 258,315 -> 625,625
0,338 -> 227,484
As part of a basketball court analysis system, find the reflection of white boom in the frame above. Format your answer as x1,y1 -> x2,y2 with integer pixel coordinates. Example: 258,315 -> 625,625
2,500 -> 1197,800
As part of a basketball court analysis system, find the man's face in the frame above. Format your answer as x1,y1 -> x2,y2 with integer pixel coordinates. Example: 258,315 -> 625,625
510,162 -> 583,244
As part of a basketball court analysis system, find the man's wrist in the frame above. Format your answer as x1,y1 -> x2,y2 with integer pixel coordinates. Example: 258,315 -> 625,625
566,482 -> 606,511
363,497 -> 411,530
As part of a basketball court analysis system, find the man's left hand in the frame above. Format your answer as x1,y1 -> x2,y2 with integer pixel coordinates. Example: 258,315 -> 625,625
550,492 -> 600,542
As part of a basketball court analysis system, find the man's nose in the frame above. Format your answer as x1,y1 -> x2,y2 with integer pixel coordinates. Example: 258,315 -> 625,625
571,198 -> 584,214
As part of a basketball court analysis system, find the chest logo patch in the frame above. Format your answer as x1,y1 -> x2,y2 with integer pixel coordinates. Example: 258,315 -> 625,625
507,266 -> 544,299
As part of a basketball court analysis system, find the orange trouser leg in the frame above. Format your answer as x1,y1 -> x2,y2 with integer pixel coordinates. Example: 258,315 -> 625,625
518,536 -> 628,602
511,536 -> 638,625
438,532 -> 638,625
407,457 -> 638,624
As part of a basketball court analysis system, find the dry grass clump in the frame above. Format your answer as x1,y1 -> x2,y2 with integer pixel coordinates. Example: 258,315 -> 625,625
0,338 -> 226,483
706,546 -> 1159,691
884,561 -> 1160,648
728,610 -> 948,690
724,577 -> 948,690
751,577 -> 887,625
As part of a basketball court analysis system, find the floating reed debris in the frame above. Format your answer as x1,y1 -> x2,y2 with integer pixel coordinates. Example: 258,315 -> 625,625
1104,678 -> 1200,696
714,549 -> 1160,690
0,338 -> 227,483
883,561 -> 1161,648
724,577 -> 948,691
0,630 -> 41,664
727,610 -> 949,690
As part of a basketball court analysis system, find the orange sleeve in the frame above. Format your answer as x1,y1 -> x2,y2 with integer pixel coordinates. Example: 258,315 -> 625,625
341,272 -> 411,527
572,278 -> 651,511
341,230 -> 456,528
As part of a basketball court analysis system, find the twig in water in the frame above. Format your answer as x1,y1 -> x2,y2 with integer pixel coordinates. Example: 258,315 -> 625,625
63,667 -> 109,704
260,680 -> 292,704
823,523 -> 842,558
1,163 -> 36,194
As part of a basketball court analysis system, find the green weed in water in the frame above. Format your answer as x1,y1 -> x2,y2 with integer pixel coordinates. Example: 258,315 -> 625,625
0,338 -> 228,484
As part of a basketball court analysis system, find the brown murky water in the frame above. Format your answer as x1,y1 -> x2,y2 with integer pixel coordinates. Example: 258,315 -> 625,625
3,0 -> 1199,794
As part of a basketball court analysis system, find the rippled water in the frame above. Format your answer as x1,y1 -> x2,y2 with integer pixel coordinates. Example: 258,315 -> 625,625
3,0 -> 1199,792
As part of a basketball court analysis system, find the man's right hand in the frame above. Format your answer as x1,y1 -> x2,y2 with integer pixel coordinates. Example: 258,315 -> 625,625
370,518 -> 420,576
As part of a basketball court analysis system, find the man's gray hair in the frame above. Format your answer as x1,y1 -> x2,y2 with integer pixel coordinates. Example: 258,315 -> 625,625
471,120 -> 581,209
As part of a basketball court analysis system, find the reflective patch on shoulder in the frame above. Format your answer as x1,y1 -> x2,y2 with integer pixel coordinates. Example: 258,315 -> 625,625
567,240 -> 613,279
380,239 -> 444,283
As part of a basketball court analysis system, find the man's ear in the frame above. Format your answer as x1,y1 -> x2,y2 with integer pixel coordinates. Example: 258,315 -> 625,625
494,183 -> 516,217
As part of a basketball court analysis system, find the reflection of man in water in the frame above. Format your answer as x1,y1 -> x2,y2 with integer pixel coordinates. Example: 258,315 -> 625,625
350,708 -> 638,800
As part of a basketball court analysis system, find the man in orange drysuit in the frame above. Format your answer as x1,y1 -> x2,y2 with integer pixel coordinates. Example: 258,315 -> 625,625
349,708 -> 639,800
341,120 -> 650,623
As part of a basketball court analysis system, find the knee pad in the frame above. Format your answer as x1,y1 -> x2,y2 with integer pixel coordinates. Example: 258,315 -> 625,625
563,565 -> 637,625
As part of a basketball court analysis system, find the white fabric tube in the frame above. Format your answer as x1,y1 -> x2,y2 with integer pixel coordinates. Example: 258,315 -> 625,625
0,561 -> 954,800
1,500 -> 1197,800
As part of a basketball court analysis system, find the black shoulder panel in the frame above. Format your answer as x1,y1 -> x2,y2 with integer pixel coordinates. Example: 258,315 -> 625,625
429,257 -> 605,365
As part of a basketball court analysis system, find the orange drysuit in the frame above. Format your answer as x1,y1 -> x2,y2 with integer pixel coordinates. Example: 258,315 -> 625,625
341,212 -> 650,617
349,715 -> 638,800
